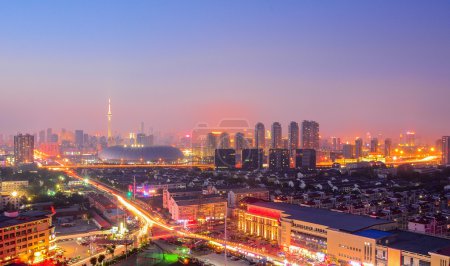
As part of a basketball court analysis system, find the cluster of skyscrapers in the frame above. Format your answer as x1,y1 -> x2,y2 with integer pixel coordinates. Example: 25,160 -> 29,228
211,121 -> 319,171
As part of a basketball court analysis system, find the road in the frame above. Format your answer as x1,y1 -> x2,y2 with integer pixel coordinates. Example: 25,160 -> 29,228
59,168 -> 287,265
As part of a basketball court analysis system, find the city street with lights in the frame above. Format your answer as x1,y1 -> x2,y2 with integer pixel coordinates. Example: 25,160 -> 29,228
54,166 -> 295,265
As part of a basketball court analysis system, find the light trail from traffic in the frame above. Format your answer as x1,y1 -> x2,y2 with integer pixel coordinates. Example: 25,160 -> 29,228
53,165 -> 288,265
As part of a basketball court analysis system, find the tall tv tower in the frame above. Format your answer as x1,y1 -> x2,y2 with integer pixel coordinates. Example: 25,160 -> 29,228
107,98 -> 112,144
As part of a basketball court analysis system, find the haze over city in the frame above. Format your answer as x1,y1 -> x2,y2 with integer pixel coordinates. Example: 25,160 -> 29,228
1,1 -> 450,142
2,1 -> 450,266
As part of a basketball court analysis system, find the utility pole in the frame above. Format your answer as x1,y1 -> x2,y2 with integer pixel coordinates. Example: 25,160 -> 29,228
133,175 -> 136,201
224,215 -> 227,266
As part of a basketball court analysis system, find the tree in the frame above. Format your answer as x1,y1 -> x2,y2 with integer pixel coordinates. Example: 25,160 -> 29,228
107,245 -> 116,258
89,257 -> 97,266
98,254 -> 106,265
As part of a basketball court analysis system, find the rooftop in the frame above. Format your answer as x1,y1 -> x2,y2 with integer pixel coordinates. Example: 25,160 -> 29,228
353,229 -> 393,239
250,202 -> 394,232
231,187 -> 269,194
0,211 -> 52,228
383,230 -> 450,256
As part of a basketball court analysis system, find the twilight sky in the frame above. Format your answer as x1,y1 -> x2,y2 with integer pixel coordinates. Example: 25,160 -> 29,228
1,1 -> 449,142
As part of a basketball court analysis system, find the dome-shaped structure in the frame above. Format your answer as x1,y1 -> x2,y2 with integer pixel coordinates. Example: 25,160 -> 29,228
99,146 -> 183,163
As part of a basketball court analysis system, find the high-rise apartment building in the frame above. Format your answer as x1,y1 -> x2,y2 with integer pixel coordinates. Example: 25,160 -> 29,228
75,130 -> 84,148
271,122 -> 282,149
14,134 -> 34,164
355,138 -> 363,159
268,149 -> 290,171
442,136 -> 450,165
219,132 -> 231,149
301,120 -> 319,150
370,138 -> 379,153
255,123 -> 265,150
385,138 -> 392,157
288,121 -> 299,151
235,132 -> 247,152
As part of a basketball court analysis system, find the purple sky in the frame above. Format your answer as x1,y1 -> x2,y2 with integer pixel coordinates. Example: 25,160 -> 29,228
1,1 -> 449,143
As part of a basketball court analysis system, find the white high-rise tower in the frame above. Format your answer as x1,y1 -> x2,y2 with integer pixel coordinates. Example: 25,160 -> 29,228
107,98 -> 112,144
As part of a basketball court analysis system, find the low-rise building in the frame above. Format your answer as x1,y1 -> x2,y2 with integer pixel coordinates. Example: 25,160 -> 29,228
0,181 -> 28,193
170,195 -> 227,222
0,211 -> 55,265
228,188 -> 269,208
163,188 -> 203,209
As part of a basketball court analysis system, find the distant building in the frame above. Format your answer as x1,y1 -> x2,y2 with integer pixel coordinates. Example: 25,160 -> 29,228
14,134 -> 34,164
355,138 -> 363,159
242,149 -> 263,170
301,120 -> 319,150
214,149 -> 236,170
370,138 -> 379,153
295,149 -> 316,170
46,128 -> 52,143
331,137 -> 341,151
442,136 -> 450,165
269,149 -> 290,171
75,130 -> 84,148
288,121 -> 299,152
408,215 -> 447,237
271,122 -> 282,149
255,122 -> 265,150
234,132 -> 247,152
38,130 -> 46,145
342,144 -> 354,159
219,132 -> 231,149
385,138 -> 392,157
136,133 -> 154,146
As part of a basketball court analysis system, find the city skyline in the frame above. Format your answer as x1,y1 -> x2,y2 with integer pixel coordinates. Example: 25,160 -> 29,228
1,1 -> 450,142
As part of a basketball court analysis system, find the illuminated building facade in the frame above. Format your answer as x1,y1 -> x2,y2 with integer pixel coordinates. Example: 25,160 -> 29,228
301,120 -> 319,150
237,204 -> 283,242
0,211 -> 55,265
237,201 -> 450,266
268,149 -> 290,171
442,136 -> 450,165
13,134 -> 34,165
271,122 -> 282,149
170,196 -> 227,222
241,149 -> 263,170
